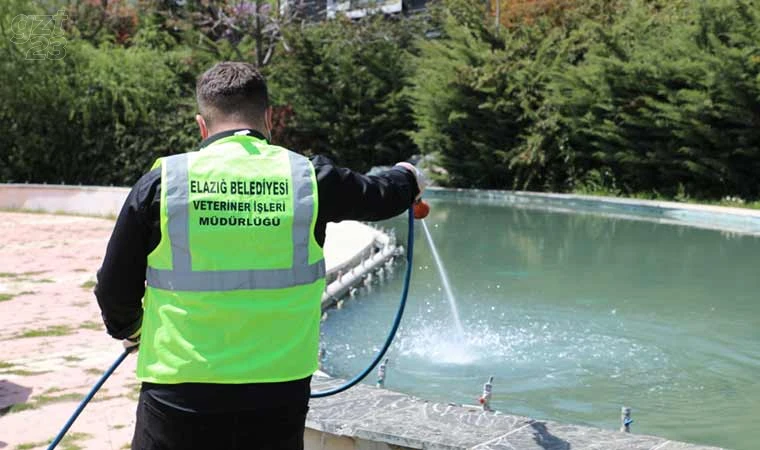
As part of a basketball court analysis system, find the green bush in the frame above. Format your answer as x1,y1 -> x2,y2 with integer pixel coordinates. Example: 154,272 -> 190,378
0,30 -> 197,185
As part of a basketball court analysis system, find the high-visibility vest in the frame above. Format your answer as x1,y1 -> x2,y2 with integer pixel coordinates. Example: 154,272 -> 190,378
137,133 -> 326,384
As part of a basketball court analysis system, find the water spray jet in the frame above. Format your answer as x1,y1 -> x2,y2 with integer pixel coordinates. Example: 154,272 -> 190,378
420,218 -> 466,337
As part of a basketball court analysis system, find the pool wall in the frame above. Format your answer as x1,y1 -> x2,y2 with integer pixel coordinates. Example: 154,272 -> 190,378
426,187 -> 760,236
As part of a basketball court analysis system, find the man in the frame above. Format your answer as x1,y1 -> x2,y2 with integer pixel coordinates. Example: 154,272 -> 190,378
95,61 -> 426,450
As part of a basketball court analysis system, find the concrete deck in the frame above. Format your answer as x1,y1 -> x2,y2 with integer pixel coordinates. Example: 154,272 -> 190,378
307,375 -> 723,450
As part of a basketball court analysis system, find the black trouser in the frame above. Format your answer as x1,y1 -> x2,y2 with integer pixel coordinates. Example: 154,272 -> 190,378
131,390 -> 307,450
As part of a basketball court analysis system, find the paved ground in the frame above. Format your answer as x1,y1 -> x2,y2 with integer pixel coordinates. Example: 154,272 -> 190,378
0,212 -> 377,450
0,212 -> 136,450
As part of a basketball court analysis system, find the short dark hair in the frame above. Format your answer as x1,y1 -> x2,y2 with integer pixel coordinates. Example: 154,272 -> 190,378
196,62 -> 268,127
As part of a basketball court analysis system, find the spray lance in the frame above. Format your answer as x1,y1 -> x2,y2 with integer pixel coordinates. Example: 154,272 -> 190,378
46,200 -> 430,449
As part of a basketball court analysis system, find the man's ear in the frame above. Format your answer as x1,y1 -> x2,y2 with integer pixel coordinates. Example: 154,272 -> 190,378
196,114 -> 209,140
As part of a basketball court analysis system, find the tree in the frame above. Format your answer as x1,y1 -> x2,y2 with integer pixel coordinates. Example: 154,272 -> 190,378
551,0 -> 760,198
138,0 -> 297,67
410,0 -> 596,189
268,14 -> 421,171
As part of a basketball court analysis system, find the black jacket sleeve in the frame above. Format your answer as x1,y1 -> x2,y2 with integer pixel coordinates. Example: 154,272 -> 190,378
95,168 -> 161,339
311,155 -> 419,245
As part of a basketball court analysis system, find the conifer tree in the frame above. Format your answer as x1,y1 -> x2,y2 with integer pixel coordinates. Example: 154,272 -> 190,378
269,15 -> 420,171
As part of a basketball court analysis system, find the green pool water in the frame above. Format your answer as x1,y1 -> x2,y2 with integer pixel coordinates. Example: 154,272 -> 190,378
321,197 -> 760,449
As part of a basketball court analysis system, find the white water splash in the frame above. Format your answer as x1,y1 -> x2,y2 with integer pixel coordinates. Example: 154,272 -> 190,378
393,317 -> 668,372
395,322 -> 512,365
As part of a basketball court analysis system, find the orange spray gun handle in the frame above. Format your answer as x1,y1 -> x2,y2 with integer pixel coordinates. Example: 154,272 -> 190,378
413,199 -> 430,219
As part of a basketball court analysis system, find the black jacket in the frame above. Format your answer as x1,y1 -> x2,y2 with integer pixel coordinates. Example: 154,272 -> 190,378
94,129 -> 418,412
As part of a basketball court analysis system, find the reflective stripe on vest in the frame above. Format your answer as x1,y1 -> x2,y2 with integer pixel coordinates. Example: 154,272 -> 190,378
146,151 -> 325,291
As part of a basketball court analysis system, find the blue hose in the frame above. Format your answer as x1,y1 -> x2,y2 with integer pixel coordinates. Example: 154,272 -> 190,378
311,206 -> 415,398
47,346 -> 136,450
47,206 -> 415,447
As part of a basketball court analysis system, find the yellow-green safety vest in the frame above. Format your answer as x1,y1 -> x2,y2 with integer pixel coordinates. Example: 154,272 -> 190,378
137,133 -> 326,384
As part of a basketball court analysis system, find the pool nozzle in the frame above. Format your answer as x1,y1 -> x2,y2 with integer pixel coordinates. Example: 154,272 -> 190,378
621,406 -> 632,432
479,376 -> 494,411
377,358 -> 389,388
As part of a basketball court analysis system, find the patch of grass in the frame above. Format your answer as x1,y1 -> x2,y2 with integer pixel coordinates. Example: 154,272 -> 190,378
62,355 -> 83,363
17,325 -> 73,339
716,199 -> 760,209
0,274 -> 54,283
0,368 -> 50,376
0,291 -> 35,302
0,270 -> 45,278
60,431 -> 92,450
0,362 -> 51,376
80,280 -> 96,290
16,440 -> 48,450
120,443 -> 132,450
73,268 -> 88,273
91,394 -> 121,403
79,321 -> 102,331
8,402 -> 37,413
0,271 -> 47,279
34,392 -> 84,405
8,392 -> 84,413
84,367 -> 103,375
112,424 -> 126,430
72,301 -> 89,308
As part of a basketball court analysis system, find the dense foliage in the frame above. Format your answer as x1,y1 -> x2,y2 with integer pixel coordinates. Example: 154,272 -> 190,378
0,0 -> 197,185
553,0 -> 760,199
1,0 -> 759,201
415,0 -> 760,199
0,0 -> 420,183
268,15 -> 420,172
